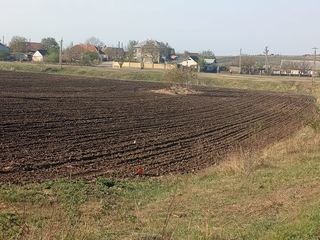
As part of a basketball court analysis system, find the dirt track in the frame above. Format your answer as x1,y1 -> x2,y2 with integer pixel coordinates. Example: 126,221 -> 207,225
0,71 -> 316,183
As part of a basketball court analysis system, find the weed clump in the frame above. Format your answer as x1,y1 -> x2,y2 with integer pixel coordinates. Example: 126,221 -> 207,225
164,67 -> 198,86
97,178 -> 116,188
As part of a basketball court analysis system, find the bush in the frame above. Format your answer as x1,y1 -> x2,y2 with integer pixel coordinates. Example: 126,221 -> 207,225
45,49 -> 59,63
164,67 -> 198,86
97,178 -> 116,188
82,52 -> 99,65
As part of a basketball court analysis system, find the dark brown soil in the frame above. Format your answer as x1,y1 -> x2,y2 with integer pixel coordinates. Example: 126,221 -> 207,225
0,71 -> 316,183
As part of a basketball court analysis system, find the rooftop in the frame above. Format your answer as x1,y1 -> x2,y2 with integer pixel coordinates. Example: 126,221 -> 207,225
26,42 -> 43,52
71,44 -> 99,53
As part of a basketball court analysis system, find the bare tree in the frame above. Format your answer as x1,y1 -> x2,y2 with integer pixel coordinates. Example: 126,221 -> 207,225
200,50 -> 215,58
141,40 -> 160,64
281,61 -> 312,75
299,61 -> 312,74
85,37 -> 105,49
231,56 -> 257,74
125,40 -> 138,62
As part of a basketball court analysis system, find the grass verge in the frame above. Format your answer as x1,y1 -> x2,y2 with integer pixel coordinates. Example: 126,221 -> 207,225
0,62 -> 165,82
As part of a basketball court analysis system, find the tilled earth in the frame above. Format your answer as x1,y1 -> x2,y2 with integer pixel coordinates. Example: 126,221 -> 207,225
0,71 -> 316,183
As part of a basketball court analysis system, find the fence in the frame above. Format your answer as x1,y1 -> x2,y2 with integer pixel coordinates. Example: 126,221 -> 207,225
112,61 -> 176,70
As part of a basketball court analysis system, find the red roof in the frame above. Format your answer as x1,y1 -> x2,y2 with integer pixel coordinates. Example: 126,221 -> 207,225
71,44 -> 98,53
26,42 -> 43,52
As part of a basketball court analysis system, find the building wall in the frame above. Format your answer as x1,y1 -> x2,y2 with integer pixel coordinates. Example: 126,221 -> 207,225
180,59 -> 198,67
0,45 -> 10,53
32,52 -> 44,62
112,61 -> 176,70
32,55 -> 44,62
229,66 -> 241,74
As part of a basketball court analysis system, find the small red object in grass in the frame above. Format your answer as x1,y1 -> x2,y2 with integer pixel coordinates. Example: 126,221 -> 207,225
136,168 -> 144,176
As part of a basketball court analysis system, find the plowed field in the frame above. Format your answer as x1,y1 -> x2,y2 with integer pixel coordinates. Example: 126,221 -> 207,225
0,71 -> 316,183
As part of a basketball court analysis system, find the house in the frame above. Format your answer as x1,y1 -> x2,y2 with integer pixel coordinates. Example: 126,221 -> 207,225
25,42 -> 43,60
67,44 -> 104,62
103,47 -> 124,61
280,60 -> 320,76
203,58 -> 218,73
0,43 -> 10,60
0,43 -> 10,54
32,50 -> 48,62
134,40 -> 175,63
26,42 -> 43,53
179,56 -> 199,68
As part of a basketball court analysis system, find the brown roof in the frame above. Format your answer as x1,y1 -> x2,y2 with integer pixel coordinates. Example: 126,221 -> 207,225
26,42 -> 43,52
71,44 -> 99,53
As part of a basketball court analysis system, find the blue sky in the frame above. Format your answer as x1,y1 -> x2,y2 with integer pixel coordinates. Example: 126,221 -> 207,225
1,0 -> 319,55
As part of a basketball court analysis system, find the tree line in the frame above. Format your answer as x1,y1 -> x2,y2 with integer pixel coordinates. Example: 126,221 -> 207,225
5,36 -> 138,64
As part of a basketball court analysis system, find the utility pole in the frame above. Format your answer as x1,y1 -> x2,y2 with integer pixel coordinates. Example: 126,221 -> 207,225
264,46 -> 269,74
239,48 -> 242,74
59,38 -> 63,69
312,47 -> 318,81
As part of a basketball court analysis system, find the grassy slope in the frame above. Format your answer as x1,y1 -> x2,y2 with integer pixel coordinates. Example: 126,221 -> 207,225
1,62 -> 320,239
0,62 -> 165,82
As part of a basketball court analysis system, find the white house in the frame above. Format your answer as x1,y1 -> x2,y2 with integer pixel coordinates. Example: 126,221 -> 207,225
179,56 -> 199,68
32,50 -> 48,62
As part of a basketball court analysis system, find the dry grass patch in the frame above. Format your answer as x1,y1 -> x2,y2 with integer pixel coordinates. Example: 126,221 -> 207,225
129,125 -> 320,239
217,126 -> 320,175
151,86 -> 202,96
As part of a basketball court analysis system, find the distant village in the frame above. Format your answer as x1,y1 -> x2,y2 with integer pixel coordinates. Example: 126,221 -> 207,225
0,36 -> 319,76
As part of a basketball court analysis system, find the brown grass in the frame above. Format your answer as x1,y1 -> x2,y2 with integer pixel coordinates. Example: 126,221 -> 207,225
151,86 -> 202,96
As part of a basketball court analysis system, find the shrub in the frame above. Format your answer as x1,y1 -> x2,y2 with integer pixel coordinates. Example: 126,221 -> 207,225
82,52 -> 99,65
45,49 -> 59,63
97,178 -> 116,188
164,67 -> 198,86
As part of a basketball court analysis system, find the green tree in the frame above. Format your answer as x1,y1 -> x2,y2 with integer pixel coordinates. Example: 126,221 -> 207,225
45,49 -> 59,63
41,37 -> 59,51
82,52 -> 99,65
197,57 -> 206,72
9,36 -> 27,53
